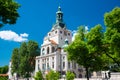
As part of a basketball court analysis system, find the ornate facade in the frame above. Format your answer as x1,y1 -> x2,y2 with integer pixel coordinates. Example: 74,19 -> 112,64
35,6 -> 85,78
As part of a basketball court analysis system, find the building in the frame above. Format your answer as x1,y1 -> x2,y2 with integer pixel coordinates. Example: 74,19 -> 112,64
35,6 -> 85,78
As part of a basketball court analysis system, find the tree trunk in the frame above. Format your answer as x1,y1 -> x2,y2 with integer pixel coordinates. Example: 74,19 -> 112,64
85,67 -> 89,80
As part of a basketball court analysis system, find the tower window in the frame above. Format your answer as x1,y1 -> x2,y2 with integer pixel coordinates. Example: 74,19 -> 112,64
47,47 -> 49,54
52,47 -> 55,53
64,31 -> 67,36
42,48 -> 45,55
55,31 -> 57,34
68,33 -> 70,36
60,31 -> 62,34
49,33 -> 51,36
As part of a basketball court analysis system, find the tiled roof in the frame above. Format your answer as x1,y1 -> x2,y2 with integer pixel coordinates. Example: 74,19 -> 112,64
49,40 -> 57,45
0,74 -> 8,76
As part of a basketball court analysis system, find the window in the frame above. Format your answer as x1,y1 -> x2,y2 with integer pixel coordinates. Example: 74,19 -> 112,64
47,63 -> 49,69
68,33 -> 70,36
47,47 -> 49,54
63,62 -> 65,69
38,60 -> 39,63
52,57 -> 54,60
60,31 -> 62,34
63,56 -> 65,60
47,58 -> 49,61
68,62 -> 70,69
64,31 -> 67,36
49,33 -> 51,36
42,64 -> 45,70
42,48 -> 45,55
52,62 -> 54,68
52,47 -> 55,53
74,62 -> 76,69
61,37 -> 62,40
55,31 -> 57,34
38,64 -> 40,70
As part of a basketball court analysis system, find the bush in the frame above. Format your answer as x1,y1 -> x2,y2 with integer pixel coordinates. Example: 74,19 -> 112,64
66,71 -> 75,80
34,71 -> 43,80
46,70 -> 60,80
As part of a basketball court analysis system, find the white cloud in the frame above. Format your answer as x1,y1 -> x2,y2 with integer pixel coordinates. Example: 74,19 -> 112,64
85,26 -> 89,31
0,30 -> 29,42
20,33 -> 29,37
85,26 -> 89,34
72,30 -> 77,41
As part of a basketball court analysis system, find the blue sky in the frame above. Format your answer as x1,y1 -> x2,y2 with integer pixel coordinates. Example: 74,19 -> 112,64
0,0 -> 120,67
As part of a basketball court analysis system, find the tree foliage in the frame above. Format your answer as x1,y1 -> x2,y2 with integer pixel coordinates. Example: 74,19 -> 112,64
46,70 -> 60,80
66,71 -> 75,80
0,0 -> 20,27
11,40 -> 40,78
0,65 -> 8,74
104,7 -> 120,67
34,71 -> 43,80
11,48 -> 19,74
66,25 -> 105,80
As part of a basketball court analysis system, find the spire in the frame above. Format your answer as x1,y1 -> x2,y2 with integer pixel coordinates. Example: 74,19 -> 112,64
52,6 -> 65,29
56,6 -> 63,23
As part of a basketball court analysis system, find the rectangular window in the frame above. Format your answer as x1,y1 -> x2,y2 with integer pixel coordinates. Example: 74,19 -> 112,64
52,57 -> 54,60
52,62 -> 54,68
63,62 -> 65,69
47,63 -> 49,69
38,64 -> 40,70
74,62 -> 76,69
68,62 -> 70,69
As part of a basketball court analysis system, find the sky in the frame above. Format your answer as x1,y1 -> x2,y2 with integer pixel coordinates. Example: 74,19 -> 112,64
0,0 -> 120,67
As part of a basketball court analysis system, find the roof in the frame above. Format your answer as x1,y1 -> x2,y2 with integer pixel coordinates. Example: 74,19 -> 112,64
49,40 -> 57,45
0,74 -> 8,76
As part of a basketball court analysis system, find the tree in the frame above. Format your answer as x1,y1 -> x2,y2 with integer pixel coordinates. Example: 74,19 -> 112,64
34,71 -> 43,80
46,70 -> 60,80
11,40 -> 40,79
11,48 -> 19,74
0,65 -> 8,74
104,7 -> 120,67
66,25 -> 105,80
0,0 -> 20,27
66,71 -> 75,80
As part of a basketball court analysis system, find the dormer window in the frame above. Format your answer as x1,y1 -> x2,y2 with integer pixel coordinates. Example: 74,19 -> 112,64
55,31 -> 57,34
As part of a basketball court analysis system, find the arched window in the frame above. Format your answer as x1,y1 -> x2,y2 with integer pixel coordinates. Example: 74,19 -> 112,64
42,48 -> 45,55
47,47 -> 49,54
51,47 -> 55,53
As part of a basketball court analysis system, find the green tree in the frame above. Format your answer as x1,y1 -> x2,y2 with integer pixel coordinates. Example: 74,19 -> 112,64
104,7 -> 120,67
11,48 -> 19,74
34,71 -> 43,80
11,40 -> 40,79
66,25 -> 104,80
46,70 -> 60,80
0,0 -> 20,27
66,71 -> 75,80
0,65 -> 8,74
